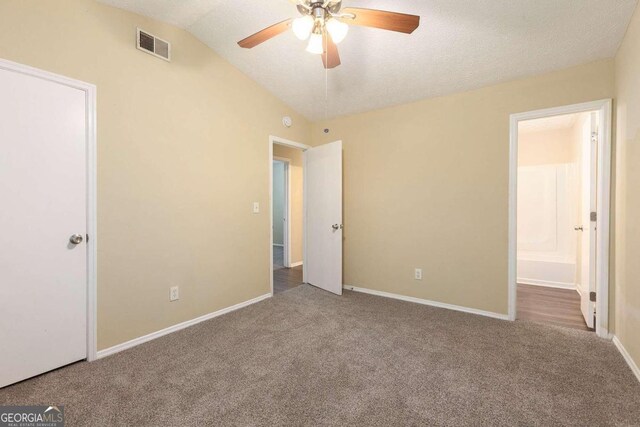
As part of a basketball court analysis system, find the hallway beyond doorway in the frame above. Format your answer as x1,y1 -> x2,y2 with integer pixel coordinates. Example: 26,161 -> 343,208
273,266 -> 303,295
517,283 -> 590,331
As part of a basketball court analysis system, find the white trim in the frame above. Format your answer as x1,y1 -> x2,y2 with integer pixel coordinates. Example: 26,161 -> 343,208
285,159 -> 292,268
343,285 -> 509,321
86,71 -> 98,363
273,156 -> 291,267
269,136 -> 311,295
508,99 -> 612,338
269,135 -> 310,151
517,279 -> 576,290
0,58 -> 99,362
290,261 -> 303,267
302,150 -> 308,285
595,101 -> 612,339
97,293 -> 271,359
612,336 -> 640,383
272,243 -> 284,247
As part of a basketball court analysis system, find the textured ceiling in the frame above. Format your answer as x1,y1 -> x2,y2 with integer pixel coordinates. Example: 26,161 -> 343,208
98,0 -> 638,120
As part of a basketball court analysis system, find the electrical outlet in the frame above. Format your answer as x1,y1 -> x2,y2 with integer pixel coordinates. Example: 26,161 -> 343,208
253,202 -> 260,214
170,286 -> 179,301
415,268 -> 423,280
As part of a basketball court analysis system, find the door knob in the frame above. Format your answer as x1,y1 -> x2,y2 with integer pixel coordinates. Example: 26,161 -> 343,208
69,234 -> 84,244
574,226 -> 584,231
331,224 -> 343,231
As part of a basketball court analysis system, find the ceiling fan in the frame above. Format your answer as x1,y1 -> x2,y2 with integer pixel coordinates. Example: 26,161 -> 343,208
237,0 -> 420,69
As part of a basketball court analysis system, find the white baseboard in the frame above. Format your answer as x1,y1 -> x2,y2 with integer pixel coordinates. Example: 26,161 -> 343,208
343,285 -> 509,321
96,293 -> 271,359
517,278 -> 576,290
613,335 -> 640,383
289,261 -> 303,267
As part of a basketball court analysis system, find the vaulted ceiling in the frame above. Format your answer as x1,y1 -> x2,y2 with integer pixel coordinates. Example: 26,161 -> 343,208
99,0 -> 638,120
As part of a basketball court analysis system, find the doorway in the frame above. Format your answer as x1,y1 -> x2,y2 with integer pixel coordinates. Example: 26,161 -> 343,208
271,145 -> 304,294
269,136 -> 344,296
272,158 -> 288,270
508,100 -> 612,338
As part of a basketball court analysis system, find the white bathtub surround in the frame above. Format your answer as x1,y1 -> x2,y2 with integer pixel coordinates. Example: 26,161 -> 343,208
517,163 -> 579,288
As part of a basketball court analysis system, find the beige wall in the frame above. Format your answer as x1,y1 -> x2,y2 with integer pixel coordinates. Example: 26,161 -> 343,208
273,144 -> 304,265
0,0 -> 310,350
570,113 -> 590,170
313,60 -> 614,315
518,126 -> 579,167
614,5 -> 640,371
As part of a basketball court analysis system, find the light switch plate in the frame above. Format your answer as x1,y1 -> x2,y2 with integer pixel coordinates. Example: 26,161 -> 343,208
253,202 -> 260,214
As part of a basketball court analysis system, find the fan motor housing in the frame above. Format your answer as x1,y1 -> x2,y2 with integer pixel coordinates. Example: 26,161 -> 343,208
300,1 -> 342,16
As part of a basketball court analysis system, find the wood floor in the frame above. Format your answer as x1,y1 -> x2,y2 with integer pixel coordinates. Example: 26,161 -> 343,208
274,266 -> 303,294
273,245 -> 285,269
517,284 -> 591,331
273,245 -> 303,295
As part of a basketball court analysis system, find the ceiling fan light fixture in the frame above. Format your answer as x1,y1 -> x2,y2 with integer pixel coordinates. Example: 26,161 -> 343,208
237,2 -> 421,69
292,15 -> 314,40
326,18 -> 348,44
306,32 -> 324,54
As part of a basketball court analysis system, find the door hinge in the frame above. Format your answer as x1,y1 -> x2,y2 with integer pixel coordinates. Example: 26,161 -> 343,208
590,211 -> 597,222
589,291 -> 596,302
591,131 -> 598,143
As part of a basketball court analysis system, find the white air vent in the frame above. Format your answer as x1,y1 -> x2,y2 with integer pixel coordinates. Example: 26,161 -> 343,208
136,28 -> 170,61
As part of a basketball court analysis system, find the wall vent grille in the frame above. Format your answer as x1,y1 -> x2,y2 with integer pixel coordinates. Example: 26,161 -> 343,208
136,28 -> 171,61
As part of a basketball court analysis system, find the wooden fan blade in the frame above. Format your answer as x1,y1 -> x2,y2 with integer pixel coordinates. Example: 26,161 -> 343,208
238,19 -> 292,49
322,33 -> 341,69
341,8 -> 420,34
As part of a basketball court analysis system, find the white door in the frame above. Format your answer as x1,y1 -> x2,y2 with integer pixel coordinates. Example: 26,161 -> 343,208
0,65 -> 88,387
579,112 -> 597,329
304,140 -> 343,295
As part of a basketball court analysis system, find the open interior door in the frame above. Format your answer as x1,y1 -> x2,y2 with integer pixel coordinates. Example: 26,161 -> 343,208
579,112 -> 598,329
304,140 -> 343,295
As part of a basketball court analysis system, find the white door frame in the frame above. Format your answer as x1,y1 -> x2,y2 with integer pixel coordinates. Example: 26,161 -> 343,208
269,136 -> 311,296
273,156 -> 291,267
0,58 -> 98,360
508,99 -> 612,338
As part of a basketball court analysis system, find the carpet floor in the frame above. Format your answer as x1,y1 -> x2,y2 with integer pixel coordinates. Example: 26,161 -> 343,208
1,285 -> 639,426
